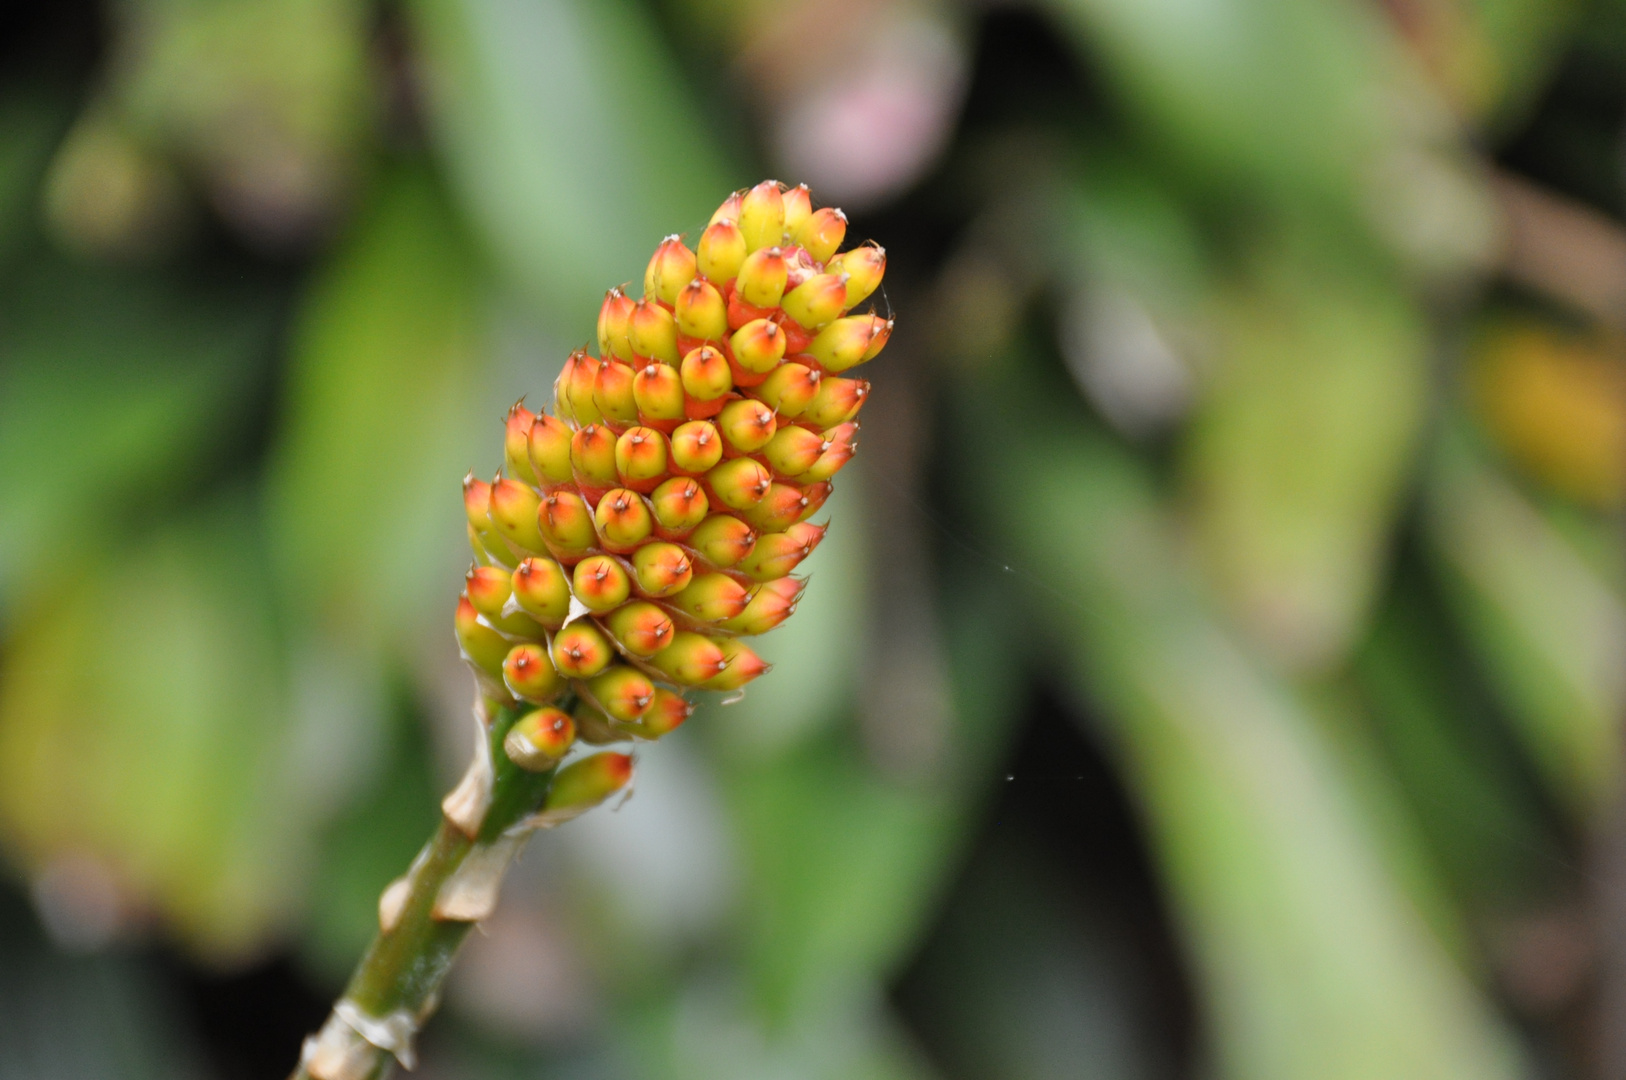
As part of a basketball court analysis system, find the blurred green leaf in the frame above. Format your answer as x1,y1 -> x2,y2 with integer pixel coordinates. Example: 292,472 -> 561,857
408,0 -> 733,329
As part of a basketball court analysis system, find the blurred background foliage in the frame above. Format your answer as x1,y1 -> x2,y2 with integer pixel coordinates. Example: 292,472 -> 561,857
1,0 -> 1625,1077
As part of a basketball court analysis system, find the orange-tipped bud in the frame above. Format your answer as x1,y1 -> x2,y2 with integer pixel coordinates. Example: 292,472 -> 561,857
650,631 -> 729,686
566,350 -> 603,425
613,426 -> 669,492
808,315 -> 881,373
689,513 -> 756,568
589,665 -> 657,722
569,424 -> 619,494
555,352 -> 580,421
638,688 -> 692,738
503,642 -> 565,703
633,362 -> 686,425
706,456 -> 773,510
464,474 -> 494,533
729,318 -> 786,375
455,595 -> 510,677
650,476 -> 708,535
593,360 -> 639,425
796,422 -> 857,482
763,425 -> 827,477
782,183 -> 812,236
670,572 -> 751,623
828,244 -> 885,306
798,481 -> 832,520
781,273 -> 847,330
598,288 -> 636,362
736,247 -> 788,309
511,557 -> 572,627
754,363 -> 820,418
675,278 -> 728,341
697,220 -> 746,282
571,553 -> 632,612
704,638 -> 770,691
796,207 -> 846,264
629,299 -> 679,363
644,236 -> 697,305
711,191 -> 742,225
632,542 -> 694,597
528,415 -> 575,484
552,621 -> 614,678
680,345 -> 732,402
537,752 -> 633,824
863,318 -> 892,360
489,477 -> 547,552
505,403 -> 539,483
671,420 -> 724,474
717,398 -> 777,453
739,180 -> 786,251
803,377 -> 869,428
605,601 -> 675,656
593,488 -> 653,551
738,522 -> 824,581
538,490 -> 597,560
740,482 -> 811,533
504,707 -> 575,770
465,565 -> 513,621
718,577 -> 801,634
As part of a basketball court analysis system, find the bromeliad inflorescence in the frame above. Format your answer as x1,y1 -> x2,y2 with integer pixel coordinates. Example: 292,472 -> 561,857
292,180 -> 888,1080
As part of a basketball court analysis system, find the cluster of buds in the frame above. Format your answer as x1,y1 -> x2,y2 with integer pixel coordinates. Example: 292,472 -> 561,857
457,180 -> 888,772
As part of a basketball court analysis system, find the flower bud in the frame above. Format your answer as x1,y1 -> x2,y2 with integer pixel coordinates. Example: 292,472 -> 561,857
863,318 -> 892,360
650,476 -> 708,535
738,179 -> 786,251
455,595 -> 510,678
704,638 -> 770,691
828,243 -> 885,306
572,554 -> 633,612
505,402 -> 539,484
802,377 -> 869,428
552,620 -> 613,678
632,542 -> 693,597
605,601 -> 675,656
638,688 -> 692,738
782,183 -> 811,237
593,487 -> 653,551
538,490 -> 597,561
706,456 -> 773,510
798,481 -> 832,520
528,414 -> 575,484
754,363 -> 820,417
504,707 -> 575,770
670,572 -> 751,623
503,642 -> 565,703
796,206 -> 846,264
464,474 -> 495,533
688,513 -> 756,568
566,350 -> 603,425
796,422 -> 857,482
555,352 -> 580,421
729,318 -> 786,375
633,362 -> 686,425
675,278 -> 728,341
718,576 -> 802,634
613,426 -> 669,492
737,521 -> 824,581
808,315 -> 880,373
717,398 -> 777,453
697,220 -> 746,282
589,665 -> 657,722
736,246 -> 788,309
763,425 -> 827,477
644,236 -> 697,306
671,420 -> 724,474
465,565 -> 513,621
711,190 -> 742,225
489,477 -> 547,553
780,273 -> 847,330
536,752 -> 633,825
594,360 -> 639,425
680,345 -> 732,403
650,631 -> 729,686
740,482 -> 811,533
598,288 -> 636,362
511,557 -> 571,627
629,299 -> 679,363
569,424 -> 619,498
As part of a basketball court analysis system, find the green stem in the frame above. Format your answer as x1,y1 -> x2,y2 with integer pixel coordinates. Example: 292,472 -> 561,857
289,698 -> 567,1080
